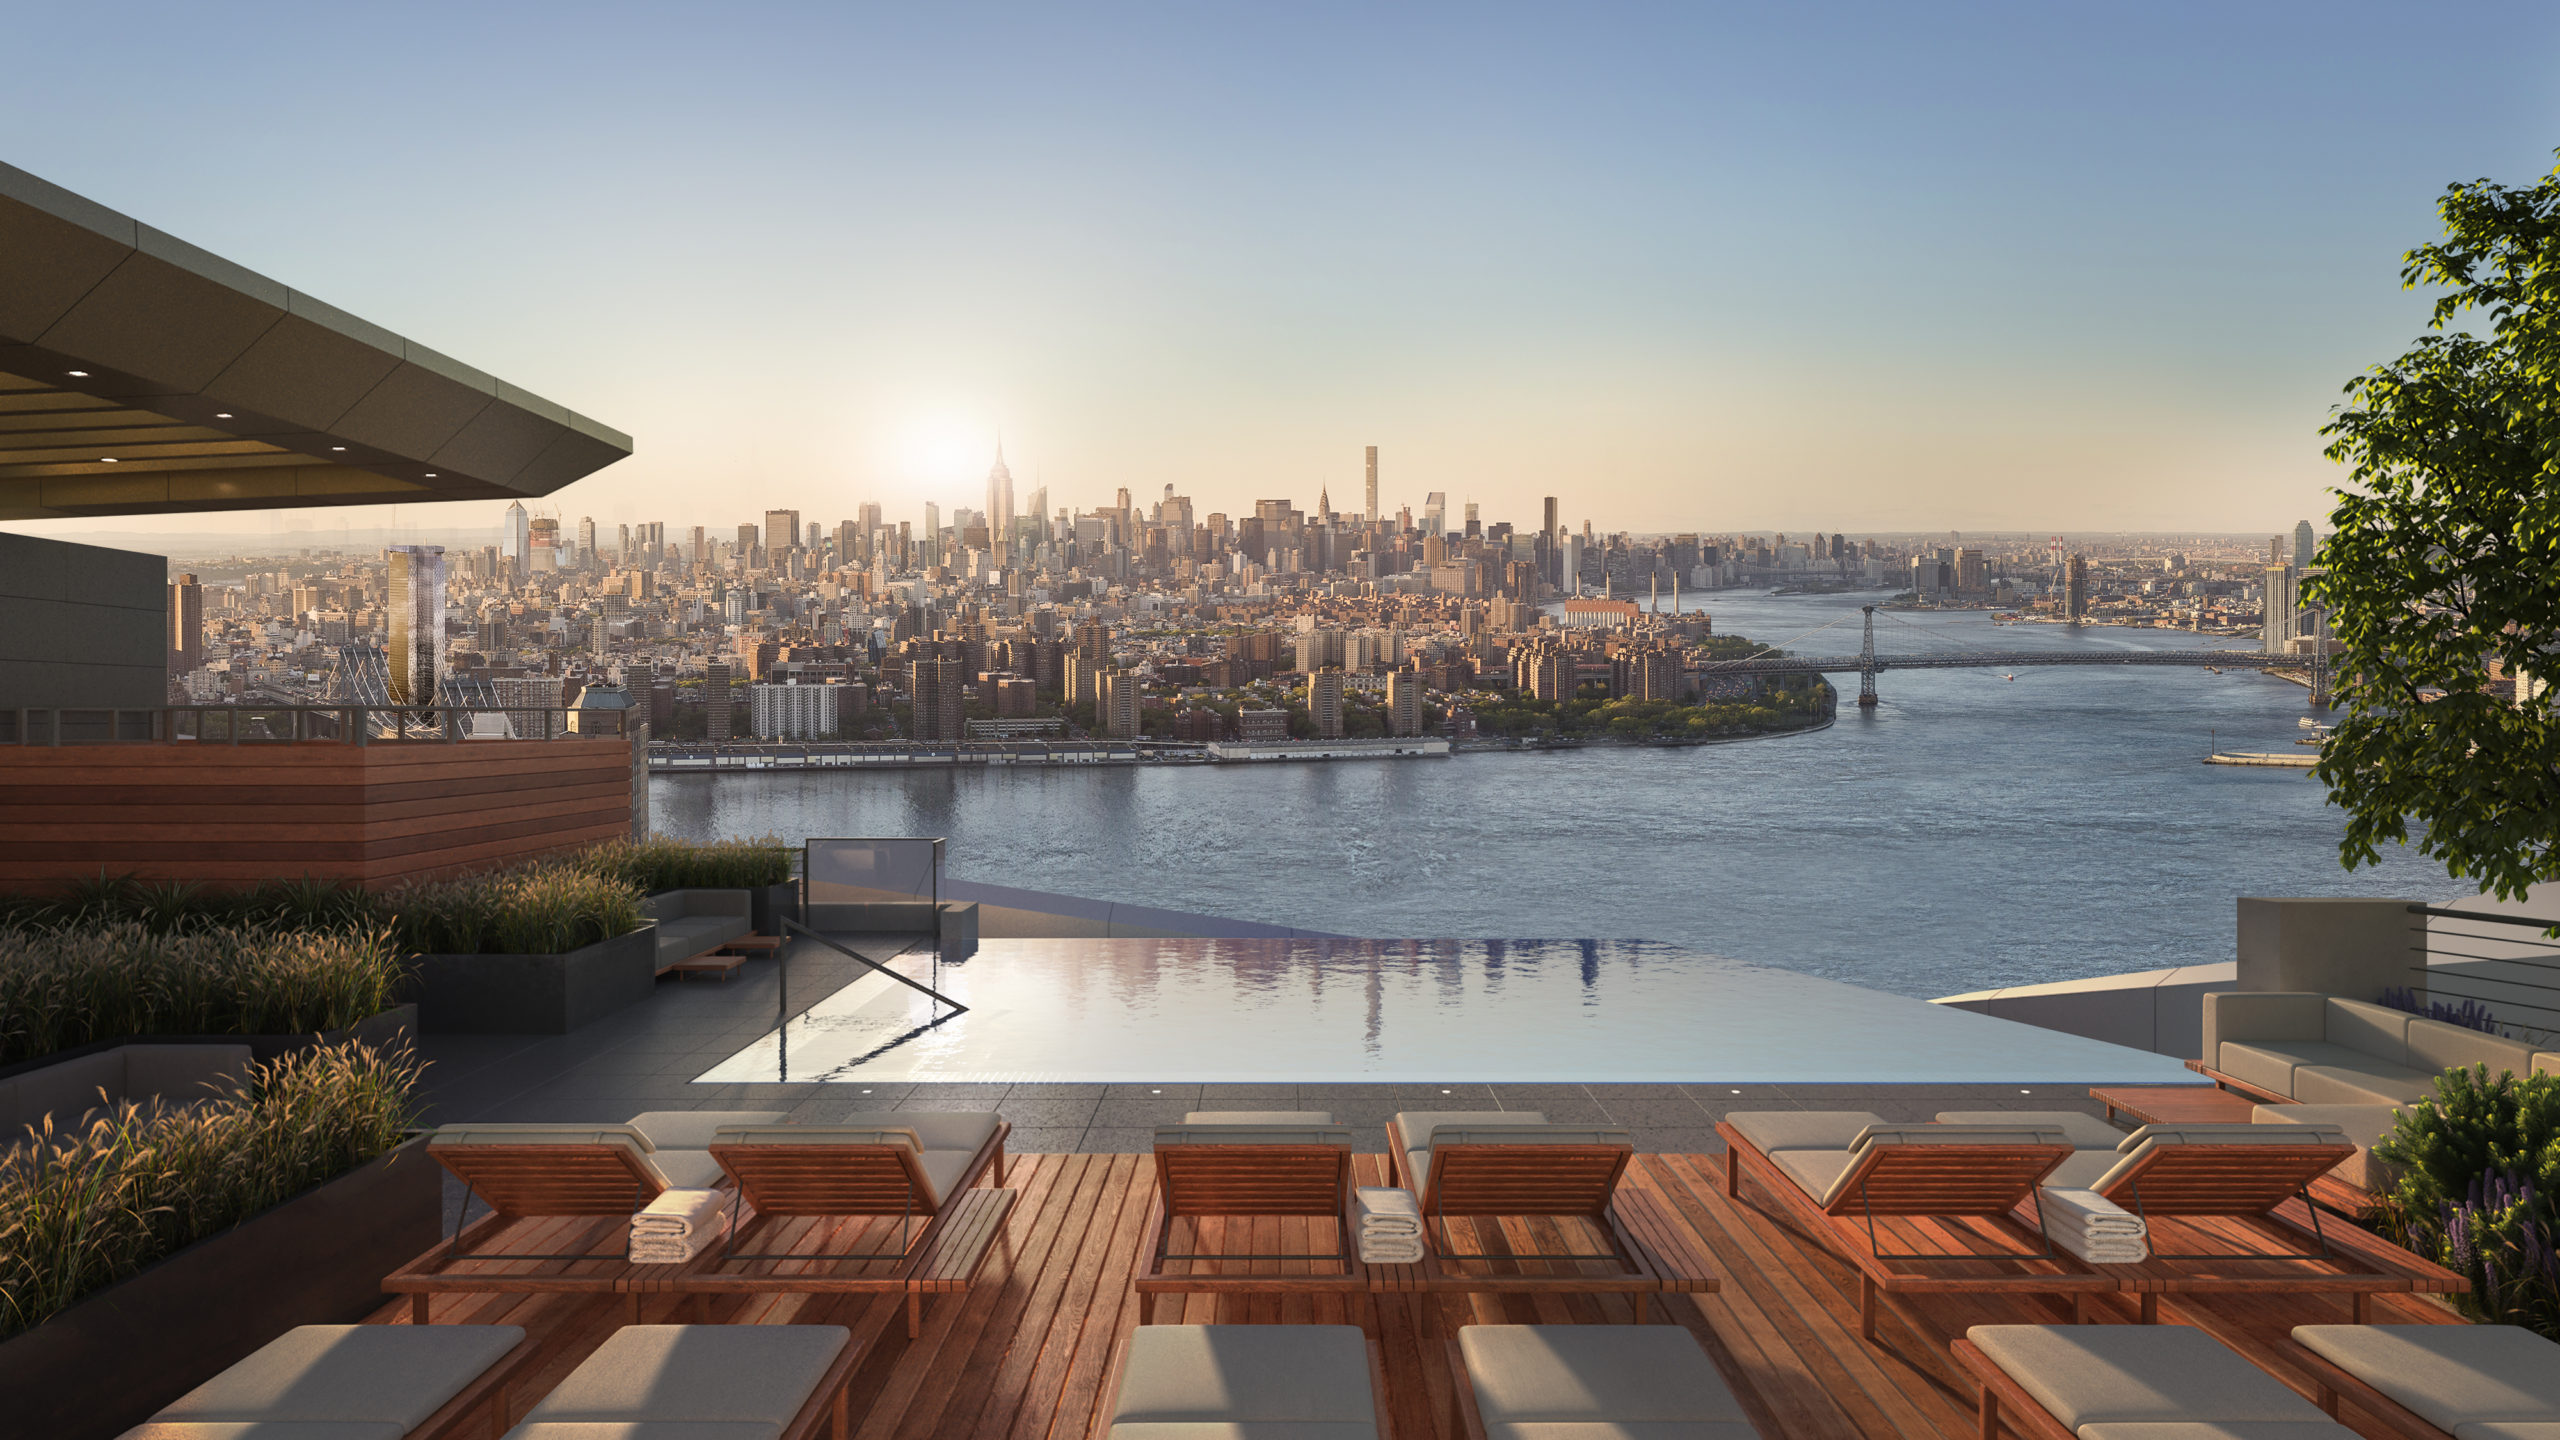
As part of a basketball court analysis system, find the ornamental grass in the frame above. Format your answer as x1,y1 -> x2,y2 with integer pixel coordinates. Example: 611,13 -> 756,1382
385,861 -> 644,956
0,1039 -> 420,1339
578,835 -> 793,892
0,924 -> 405,1067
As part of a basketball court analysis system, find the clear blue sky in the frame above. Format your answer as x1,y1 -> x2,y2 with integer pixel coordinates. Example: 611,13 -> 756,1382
10,2 -> 2559,541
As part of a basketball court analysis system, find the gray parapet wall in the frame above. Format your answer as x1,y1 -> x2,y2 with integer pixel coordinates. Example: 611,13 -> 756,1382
0,532 -> 166,709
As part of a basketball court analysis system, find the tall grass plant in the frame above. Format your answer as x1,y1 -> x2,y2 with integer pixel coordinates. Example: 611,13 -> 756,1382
0,924 -> 405,1066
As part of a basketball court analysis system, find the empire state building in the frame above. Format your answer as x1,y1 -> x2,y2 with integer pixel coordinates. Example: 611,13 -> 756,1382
985,444 -> 1015,544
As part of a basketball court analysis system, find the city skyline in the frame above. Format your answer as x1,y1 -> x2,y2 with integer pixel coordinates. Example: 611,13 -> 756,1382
9,4 -> 2560,544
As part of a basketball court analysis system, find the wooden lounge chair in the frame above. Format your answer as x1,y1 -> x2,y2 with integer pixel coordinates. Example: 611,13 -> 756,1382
2080,1122 -> 2356,1236
118,1323 -> 533,1440
1448,1324 -> 1765,1440
503,1323 -> 863,1440
691,1112 -> 1014,1336
1100,1324 -> 1388,1440
1717,1112 -> 2109,1339
1954,1323 -> 2360,1440
2290,1323 -> 2560,1439
1137,1115 -> 1361,1314
1385,1111 -> 1716,1319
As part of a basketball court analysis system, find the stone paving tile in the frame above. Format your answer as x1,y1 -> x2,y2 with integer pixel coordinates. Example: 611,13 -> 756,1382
1589,1096 -> 1714,1127
1006,1127 -> 1090,1154
1682,1083 -> 1795,1102
1195,1083 -> 1307,1101
899,1082 -> 1012,1099
950,1097 -> 1097,1128
1092,1099 -> 1193,1128
1583,1083 -> 1698,1102
1104,1083 -> 1200,1100
1079,1128 -> 1155,1154
1004,1082 -> 1109,1098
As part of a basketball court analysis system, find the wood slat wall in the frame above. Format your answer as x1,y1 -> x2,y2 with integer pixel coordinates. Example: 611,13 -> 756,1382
0,739 -> 633,889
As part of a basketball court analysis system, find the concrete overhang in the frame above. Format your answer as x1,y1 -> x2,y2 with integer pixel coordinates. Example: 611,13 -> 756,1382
0,160 -> 632,521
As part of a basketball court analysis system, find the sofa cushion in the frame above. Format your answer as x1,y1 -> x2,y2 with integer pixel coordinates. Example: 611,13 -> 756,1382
521,1324 -> 849,1428
2323,999 -> 2412,1067
1459,1325 -> 1750,1424
1181,1111 -> 1337,1126
2405,1017 -> 2540,1080
2291,1064 -> 2435,1107
1966,1326 -> 2328,1430
1476,1424 -> 1762,1440
626,1111 -> 791,1152
656,915 -> 750,961
1935,1111 -> 2127,1150
2216,1042 -> 2384,1099
2291,1324 -> 2560,1431
2203,992 -> 2326,1067
1722,1111 -> 1885,1154
2114,1122 -> 2346,1153
1110,1325 -> 1374,1424
1847,1124 -> 2070,1150
651,1149 -> 726,1190
150,1323 -> 524,1427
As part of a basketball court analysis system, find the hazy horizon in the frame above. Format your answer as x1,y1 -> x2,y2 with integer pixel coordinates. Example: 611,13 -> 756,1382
9,2 -> 2559,545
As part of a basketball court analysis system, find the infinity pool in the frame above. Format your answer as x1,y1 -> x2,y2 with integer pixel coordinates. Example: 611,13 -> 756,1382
692,937 -> 2198,1085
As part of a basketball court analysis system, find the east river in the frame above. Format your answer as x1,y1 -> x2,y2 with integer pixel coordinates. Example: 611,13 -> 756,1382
650,590 -> 2461,999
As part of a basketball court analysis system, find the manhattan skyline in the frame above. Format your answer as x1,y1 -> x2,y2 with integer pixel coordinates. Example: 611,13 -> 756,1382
8,2 -> 2560,543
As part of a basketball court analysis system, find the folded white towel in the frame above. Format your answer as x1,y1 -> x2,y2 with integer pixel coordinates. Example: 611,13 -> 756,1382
1356,1187 -> 1423,1237
631,1187 -> 726,1241
1359,1235 -> 1427,1265
2039,1188 -> 2146,1238
629,1234 -> 697,1265
2049,1231 -> 2149,1265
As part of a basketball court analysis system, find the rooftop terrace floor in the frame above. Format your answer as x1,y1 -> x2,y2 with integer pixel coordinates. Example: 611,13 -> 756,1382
373,1148 -> 2460,1440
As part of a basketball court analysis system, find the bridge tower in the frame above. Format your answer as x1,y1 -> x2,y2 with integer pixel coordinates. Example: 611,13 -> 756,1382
1858,605 -> 1879,708
2306,605 -> 2331,711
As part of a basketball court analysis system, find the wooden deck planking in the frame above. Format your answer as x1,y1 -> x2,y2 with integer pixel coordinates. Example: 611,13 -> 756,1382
361,1149 -> 2470,1440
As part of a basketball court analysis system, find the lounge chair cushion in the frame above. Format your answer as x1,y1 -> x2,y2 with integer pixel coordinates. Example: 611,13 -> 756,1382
430,1123 -> 655,1153
2451,1426 -> 2560,1440
2073,1425 -> 2359,1439
121,1423 -> 412,1438
1460,1323 -> 1755,1440
2292,1324 -> 2560,1432
1772,1150 -> 1858,1204
625,1111 -> 792,1152
1935,1110 -> 2127,1150
503,1423 -> 788,1440
1412,1126 -> 1632,1199
712,1125 -> 961,1203
1393,1111 -> 1545,1188
516,1324 -> 849,1431
1968,1325 -> 2333,1430
2040,1150 -> 2126,1191
144,1323 -> 524,1430
1182,1111 -> 1337,1125
1110,1324 -> 1374,1432
2085,1123 -> 2350,1200
1816,1126 -> 2069,1209
1156,1123 -> 1354,1146
818,1110 -> 1003,1154
1722,1111 -> 1886,1155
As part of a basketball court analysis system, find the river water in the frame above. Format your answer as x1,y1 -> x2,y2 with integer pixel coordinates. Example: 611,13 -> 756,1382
650,590 -> 2458,999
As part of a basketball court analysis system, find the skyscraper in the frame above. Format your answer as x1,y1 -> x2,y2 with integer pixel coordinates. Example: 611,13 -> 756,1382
1423,492 -> 1446,537
2062,553 -> 2089,623
1365,445 -> 1379,523
704,661 -> 734,742
576,515 -> 596,563
2264,564 -> 2299,655
763,510 -> 801,558
501,501 -> 530,578
2294,520 -> 2317,569
1098,668 -> 1140,739
1387,668 -> 1423,737
986,444 -> 1015,544
386,545 -> 446,710
912,656 -> 965,742
167,573 -> 203,673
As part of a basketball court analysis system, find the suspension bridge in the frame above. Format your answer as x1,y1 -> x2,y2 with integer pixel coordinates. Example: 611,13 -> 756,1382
1689,605 -> 2325,709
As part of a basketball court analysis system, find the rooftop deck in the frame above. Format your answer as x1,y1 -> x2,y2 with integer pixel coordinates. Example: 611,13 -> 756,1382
374,1147 -> 2460,1440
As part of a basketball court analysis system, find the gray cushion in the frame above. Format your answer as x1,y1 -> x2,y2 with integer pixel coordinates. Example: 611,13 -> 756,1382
2040,1150 -> 2125,1191
2251,1105 -> 2400,1150
2453,1426 -> 2560,1440
1157,1124 -> 1354,1147
2078,1414 -> 2355,1424
431,1124 -> 656,1153
2405,1017 -> 2539,1078
1848,1123 -> 2070,1150
815,1110 -> 1003,1153
626,1112 -> 791,1152
1182,1111 -> 1337,1125
520,1324 -> 850,1427
651,1150 -> 726,1191
1771,1150 -> 1856,1202
2205,992 -> 2327,1056
2114,1123 -> 2346,1154
2292,1325 -> 2560,1430
1721,1112 -> 1885,1154
1935,1111 -> 2127,1150
2291,1065 -> 2434,1107
1481,1424 -> 1761,1440
1459,1324 -> 1749,1424
2323,999 -> 2411,1066
150,1323 -> 524,1427
1108,1426 -> 1377,1440
2076,1426 -> 2359,1440
1394,1112 -> 1545,1146
2217,1042 -> 2383,1099
1966,1325 -> 2330,1429
1110,1325 -> 1374,1424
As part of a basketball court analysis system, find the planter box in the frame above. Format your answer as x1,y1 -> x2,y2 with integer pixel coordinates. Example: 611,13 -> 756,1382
409,925 -> 658,1034
751,880 -> 800,935
0,1004 -> 419,1087
0,1133 -> 441,1440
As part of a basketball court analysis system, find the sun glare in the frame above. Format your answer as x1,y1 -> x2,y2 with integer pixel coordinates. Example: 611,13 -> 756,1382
897,411 -> 995,484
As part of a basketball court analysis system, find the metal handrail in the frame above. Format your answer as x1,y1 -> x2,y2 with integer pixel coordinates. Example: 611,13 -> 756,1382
779,917 -> 967,1014
2405,903 -> 2560,930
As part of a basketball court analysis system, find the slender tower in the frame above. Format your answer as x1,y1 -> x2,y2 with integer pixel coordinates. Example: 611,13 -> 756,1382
387,545 -> 446,713
1364,446 -> 1378,524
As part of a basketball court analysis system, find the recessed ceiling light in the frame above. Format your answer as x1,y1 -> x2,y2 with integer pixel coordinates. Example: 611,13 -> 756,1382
330,446 -> 347,452
66,370 -> 88,378
423,472 -> 438,478
214,412 -> 233,419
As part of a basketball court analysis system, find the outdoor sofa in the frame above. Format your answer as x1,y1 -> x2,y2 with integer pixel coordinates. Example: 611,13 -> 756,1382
2199,992 -> 2560,1106
2289,1323 -> 2560,1439
1451,1324 -> 1765,1440
116,1323 -> 532,1440
1954,1323 -> 2360,1440
640,888 -> 755,973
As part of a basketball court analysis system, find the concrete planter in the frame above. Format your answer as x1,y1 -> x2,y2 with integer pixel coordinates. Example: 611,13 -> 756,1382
751,880 -> 799,935
409,924 -> 658,1034
0,1004 -> 419,1087
0,1134 -> 440,1440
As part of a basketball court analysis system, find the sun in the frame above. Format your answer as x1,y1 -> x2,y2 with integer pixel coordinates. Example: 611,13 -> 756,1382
897,411 -> 994,485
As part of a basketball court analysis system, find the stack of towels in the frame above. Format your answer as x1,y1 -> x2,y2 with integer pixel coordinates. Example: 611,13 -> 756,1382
629,1188 -> 728,1264
2039,1188 -> 2148,1264
1355,1187 -> 1426,1265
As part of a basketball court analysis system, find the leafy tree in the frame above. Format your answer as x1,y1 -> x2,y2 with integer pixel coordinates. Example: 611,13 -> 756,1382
2313,158 -> 2560,899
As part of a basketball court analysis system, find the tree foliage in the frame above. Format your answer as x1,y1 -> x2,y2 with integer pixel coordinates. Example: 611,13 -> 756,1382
2312,158 -> 2560,899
